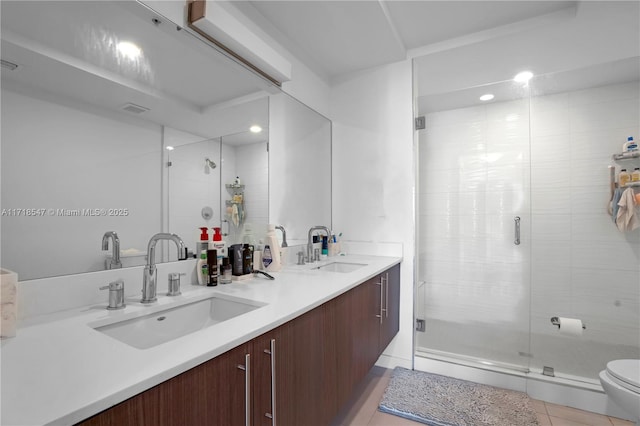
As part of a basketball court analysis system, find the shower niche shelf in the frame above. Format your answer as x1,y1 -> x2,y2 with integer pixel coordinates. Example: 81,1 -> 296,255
225,183 -> 245,228
612,151 -> 640,161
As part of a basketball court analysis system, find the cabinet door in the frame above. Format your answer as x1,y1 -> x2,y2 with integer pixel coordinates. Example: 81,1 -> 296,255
252,325 -> 289,426
325,290 -> 355,411
77,343 -> 250,426
379,263 -> 401,351
349,276 -> 382,386
252,303 -> 336,426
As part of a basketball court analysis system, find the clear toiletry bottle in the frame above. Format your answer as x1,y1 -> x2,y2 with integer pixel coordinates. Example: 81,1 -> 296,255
632,168 -> 640,182
619,169 -> 631,187
220,257 -> 232,284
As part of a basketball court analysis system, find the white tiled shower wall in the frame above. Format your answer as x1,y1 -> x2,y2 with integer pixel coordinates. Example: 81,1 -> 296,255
417,81 -> 640,381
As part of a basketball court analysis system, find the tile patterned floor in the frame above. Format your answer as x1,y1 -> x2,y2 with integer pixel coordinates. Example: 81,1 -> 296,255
331,367 -> 635,426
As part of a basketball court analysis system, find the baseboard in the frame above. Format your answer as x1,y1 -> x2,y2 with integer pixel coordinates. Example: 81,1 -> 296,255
375,353 -> 412,370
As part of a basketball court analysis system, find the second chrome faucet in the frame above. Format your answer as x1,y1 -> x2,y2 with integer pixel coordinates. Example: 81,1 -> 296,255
307,226 -> 331,262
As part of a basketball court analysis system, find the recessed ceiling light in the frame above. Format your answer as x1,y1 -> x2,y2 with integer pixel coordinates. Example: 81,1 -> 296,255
513,71 -> 533,83
117,41 -> 141,60
479,94 -> 494,101
250,125 -> 262,133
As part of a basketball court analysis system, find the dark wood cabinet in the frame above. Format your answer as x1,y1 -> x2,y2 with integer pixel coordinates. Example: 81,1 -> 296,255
380,263 -> 401,351
77,264 -> 400,426
78,343 -> 250,426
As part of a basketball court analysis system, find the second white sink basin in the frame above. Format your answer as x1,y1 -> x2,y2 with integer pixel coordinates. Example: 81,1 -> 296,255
314,262 -> 367,273
91,294 -> 265,349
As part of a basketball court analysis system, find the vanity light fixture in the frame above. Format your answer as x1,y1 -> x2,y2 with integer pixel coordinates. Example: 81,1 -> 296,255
479,94 -> 495,101
166,146 -> 175,151
249,125 -> 262,133
513,71 -> 533,84
117,41 -> 142,60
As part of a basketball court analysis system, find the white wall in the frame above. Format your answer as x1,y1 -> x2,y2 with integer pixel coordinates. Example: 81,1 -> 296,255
330,60 -> 415,368
1,88 -> 161,280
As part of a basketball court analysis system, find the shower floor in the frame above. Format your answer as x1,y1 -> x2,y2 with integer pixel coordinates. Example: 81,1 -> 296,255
416,318 -> 640,381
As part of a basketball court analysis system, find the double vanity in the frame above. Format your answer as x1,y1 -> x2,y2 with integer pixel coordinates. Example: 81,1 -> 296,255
1,254 -> 401,425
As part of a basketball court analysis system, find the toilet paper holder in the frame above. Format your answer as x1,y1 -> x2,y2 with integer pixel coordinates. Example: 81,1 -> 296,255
550,316 -> 586,330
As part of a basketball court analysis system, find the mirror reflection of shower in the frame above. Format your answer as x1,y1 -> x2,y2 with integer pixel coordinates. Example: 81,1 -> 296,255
204,157 -> 217,174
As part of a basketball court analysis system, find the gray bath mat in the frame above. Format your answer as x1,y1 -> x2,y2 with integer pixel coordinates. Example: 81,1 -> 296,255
379,367 -> 538,426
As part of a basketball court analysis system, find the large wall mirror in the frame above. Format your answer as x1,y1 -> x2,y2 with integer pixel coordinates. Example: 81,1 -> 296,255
1,0 -> 331,280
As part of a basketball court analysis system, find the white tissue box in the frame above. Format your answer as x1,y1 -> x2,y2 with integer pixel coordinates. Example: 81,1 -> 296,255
1,268 -> 18,338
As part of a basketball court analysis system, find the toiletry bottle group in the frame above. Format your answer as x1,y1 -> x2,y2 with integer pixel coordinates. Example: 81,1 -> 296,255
619,169 -> 631,187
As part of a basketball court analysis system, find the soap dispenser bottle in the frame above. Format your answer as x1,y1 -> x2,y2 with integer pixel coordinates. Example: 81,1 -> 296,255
198,227 -> 210,254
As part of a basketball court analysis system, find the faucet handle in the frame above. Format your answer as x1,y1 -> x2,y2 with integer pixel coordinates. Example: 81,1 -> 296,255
99,279 -> 126,310
167,273 -> 185,296
297,251 -> 306,265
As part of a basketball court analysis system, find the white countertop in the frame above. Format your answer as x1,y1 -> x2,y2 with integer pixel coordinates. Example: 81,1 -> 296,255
1,254 -> 401,426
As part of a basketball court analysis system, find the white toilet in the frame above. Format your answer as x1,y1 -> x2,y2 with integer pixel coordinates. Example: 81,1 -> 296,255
599,359 -> 640,425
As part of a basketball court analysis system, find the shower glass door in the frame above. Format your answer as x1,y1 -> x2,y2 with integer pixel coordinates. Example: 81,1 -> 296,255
415,80 -> 532,371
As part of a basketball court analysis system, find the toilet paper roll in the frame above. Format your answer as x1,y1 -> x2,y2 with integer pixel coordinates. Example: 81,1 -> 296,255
558,317 -> 583,336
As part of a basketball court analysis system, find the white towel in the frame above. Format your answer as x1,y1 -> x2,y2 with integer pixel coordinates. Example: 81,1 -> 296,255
231,203 -> 239,227
616,188 -> 639,232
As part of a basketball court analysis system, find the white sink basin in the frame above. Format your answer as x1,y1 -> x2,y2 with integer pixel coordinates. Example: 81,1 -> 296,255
314,262 -> 367,273
91,295 -> 265,349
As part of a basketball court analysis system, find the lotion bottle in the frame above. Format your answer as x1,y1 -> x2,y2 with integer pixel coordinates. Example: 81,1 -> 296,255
196,250 -> 208,285
263,224 -> 281,272
211,227 -> 226,261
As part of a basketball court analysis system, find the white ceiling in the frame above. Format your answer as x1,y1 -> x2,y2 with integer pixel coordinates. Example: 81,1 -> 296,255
2,0 -> 638,123
1,1 -> 272,140
245,0 -> 639,105
246,0 -> 578,80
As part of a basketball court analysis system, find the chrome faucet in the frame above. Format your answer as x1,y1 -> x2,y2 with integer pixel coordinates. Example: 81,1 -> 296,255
102,231 -> 122,270
141,233 -> 187,304
275,225 -> 288,247
307,226 -> 331,262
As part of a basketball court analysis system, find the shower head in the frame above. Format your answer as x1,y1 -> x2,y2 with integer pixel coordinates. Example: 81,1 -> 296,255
205,158 -> 216,169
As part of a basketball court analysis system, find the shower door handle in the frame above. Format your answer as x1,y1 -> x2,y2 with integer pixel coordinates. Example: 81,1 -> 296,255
514,216 -> 521,245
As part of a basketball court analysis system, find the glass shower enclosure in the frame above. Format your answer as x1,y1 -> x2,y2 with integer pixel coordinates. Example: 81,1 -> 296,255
415,57 -> 640,385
